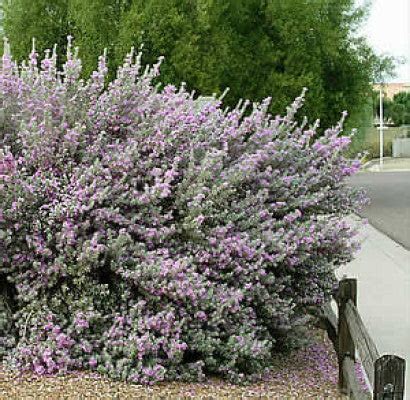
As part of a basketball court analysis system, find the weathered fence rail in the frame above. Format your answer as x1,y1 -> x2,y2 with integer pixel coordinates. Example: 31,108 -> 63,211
319,278 -> 406,400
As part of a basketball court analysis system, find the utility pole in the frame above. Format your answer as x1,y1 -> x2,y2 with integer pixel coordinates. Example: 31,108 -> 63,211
379,83 -> 384,168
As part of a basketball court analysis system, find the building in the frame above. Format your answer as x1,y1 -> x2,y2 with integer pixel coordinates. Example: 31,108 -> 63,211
373,82 -> 410,99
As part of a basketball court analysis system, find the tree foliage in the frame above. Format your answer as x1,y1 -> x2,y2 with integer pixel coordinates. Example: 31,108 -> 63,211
390,92 -> 410,125
373,91 -> 410,126
2,0 -> 70,64
2,0 -> 390,127
2,0 -> 389,127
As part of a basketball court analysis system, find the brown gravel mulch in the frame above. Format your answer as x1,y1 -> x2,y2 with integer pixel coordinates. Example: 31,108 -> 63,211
0,328 -> 347,399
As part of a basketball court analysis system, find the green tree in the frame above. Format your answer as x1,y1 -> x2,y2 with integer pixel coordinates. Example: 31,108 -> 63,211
68,0 -> 133,79
373,91 -> 410,126
2,0 -> 392,128
2,0 -> 70,63
114,0 -> 387,127
391,92 -> 410,125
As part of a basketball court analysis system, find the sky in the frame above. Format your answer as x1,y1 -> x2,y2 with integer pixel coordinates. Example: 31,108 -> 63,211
356,0 -> 409,82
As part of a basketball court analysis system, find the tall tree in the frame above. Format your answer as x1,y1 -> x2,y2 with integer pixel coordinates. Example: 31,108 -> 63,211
2,0 -> 70,63
2,0 -> 391,128
115,0 -> 386,126
68,0 -> 132,78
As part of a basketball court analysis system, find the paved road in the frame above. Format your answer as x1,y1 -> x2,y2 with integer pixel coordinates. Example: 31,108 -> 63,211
348,171 -> 410,250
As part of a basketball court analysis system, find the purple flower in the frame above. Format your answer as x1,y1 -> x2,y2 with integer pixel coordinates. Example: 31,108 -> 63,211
1,38 -> 364,386
88,358 -> 98,368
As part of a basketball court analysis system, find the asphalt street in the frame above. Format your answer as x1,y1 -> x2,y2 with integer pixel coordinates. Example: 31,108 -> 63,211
348,171 -> 410,250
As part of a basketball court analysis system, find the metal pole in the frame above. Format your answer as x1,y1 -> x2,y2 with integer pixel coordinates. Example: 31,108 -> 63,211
379,84 -> 384,168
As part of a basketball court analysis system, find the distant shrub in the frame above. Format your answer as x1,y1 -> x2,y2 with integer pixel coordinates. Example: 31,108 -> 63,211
0,38 -> 366,384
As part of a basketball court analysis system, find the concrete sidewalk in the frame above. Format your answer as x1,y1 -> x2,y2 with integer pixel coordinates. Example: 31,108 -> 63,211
336,216 -> 410,398
363,157 -> 410,172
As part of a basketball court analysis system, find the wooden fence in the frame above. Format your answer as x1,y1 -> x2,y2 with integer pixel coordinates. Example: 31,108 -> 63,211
319,278 -> 406,400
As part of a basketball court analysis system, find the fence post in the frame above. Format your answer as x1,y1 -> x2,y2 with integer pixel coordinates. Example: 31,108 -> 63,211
374,355 -> 405,400
337,278 -> 357,393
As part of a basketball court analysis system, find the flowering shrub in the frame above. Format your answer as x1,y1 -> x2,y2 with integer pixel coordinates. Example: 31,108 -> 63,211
0,37 -> 366,384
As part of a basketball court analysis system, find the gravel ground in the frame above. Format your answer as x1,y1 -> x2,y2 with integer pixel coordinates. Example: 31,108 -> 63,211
0,328 -> 347,399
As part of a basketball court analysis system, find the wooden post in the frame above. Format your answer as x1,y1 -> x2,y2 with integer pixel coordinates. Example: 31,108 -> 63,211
337,278 -> 357,393
374,355 -> 405,400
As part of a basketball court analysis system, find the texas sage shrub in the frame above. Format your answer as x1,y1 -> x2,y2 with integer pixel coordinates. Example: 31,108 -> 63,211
0,37 -> 366,384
